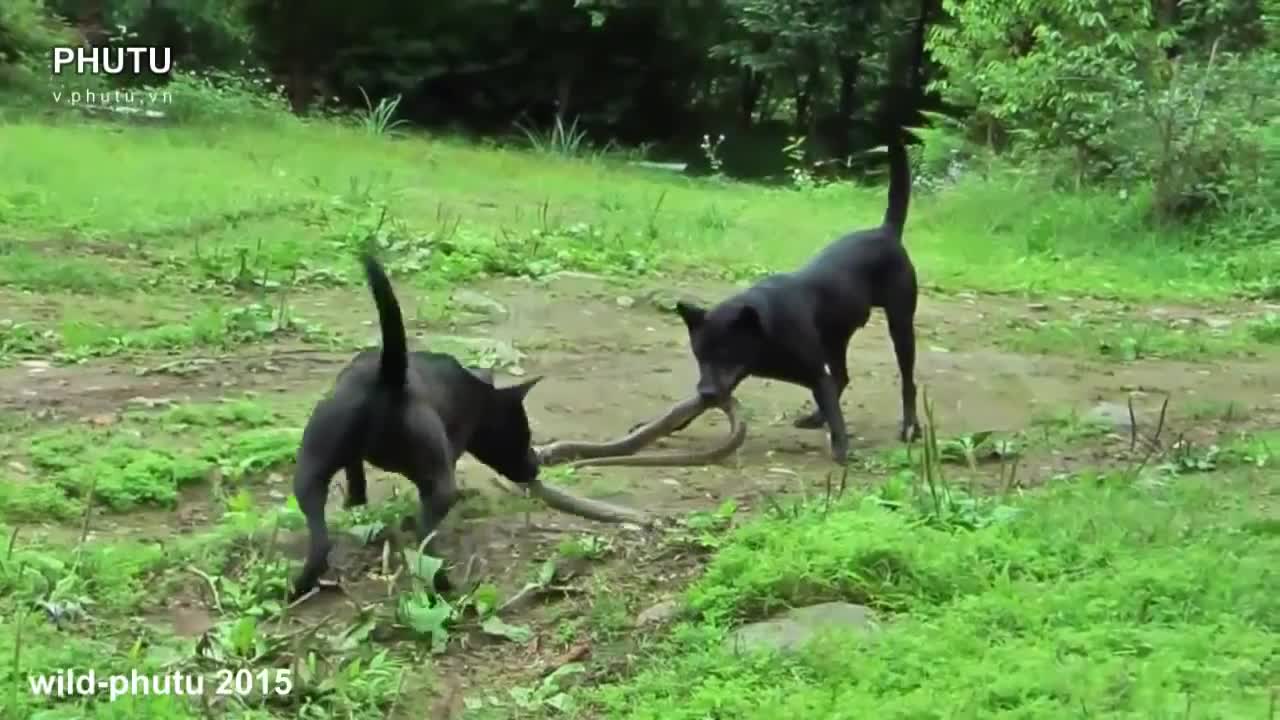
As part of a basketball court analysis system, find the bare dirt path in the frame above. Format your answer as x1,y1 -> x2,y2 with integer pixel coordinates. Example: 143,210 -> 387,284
3,274 -> 1278,717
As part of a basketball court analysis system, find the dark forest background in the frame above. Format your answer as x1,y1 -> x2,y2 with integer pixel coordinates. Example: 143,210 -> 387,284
2,0 -> 1277,234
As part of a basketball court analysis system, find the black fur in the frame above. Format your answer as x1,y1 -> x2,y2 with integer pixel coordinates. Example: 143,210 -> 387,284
673,134 -> 921,463
290,254 -> 542,599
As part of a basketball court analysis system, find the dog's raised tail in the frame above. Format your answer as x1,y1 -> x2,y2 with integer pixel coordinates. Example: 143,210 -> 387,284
361,253 -> 408,390
882,135 -> 911,238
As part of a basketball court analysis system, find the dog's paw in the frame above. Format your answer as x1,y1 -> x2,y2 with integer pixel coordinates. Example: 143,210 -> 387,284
898,420 -> 922,443
793,411 -> 826,429
828,434 -> 851,464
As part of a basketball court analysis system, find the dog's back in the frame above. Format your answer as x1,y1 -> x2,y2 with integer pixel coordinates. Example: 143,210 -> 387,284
799,140 -> 911,268
790,138 -> 914,310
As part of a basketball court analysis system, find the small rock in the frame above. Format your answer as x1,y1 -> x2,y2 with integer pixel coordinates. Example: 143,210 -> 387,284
128,396 -> 174,409
1027,302 -> 1049,312
546,270 -> 607,283
451,289 -> 508,318
170,607 -> 215,637
1203,317 -> 1232,329
724,602 -> 878,654
660,478 -> 680,487
1086,401 -> 1134,431
636,599 -> 680,626
616,295 -> 636,309
20,360 -> 51,370
8,462 -> 27,474
929,345 -> 951,353
433,336 -> 526,369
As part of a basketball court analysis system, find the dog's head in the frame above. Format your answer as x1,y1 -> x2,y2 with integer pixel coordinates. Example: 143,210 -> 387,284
465,369 -> 543,485
675,299 -> 764,403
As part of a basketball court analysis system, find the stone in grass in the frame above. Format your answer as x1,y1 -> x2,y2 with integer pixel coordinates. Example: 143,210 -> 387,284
431,336 -> 526,372
1086,401 -> 1136,432
635,599 -> 681,627
450,289 -> 509,319
723,602 -> 878,655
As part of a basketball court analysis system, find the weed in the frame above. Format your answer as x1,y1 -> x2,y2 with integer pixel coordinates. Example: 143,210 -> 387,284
518,115 -> 594,157
1247,312 -> 1280,344
355,87 -> 409,135
699,133 -> 726,178
558,534 -> 613,561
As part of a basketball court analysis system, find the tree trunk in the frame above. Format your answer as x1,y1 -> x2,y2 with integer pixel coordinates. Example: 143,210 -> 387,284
1158,0 -> 1181,59
555,71 -> 574,123
738,67 -> 763,128
757,77 -> 774,124
832,53 -> 861,158
285,60 -> 315,114
77,0 -> 108,46
908,0 -> 931,95
794,61 -> 822,134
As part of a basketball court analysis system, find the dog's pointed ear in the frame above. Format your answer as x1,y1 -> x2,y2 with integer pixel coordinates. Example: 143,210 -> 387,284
674,300 -> 707,331
504,375 -> 542,401
466,367 -> 495,385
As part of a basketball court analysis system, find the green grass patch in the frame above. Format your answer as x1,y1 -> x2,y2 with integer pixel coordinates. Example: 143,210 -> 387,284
0,248 -> 145,294
999,313 -> 1280,362
4,119 -> 1277,302
585,468 -> 1279,719
0,485 -> 416,719
0,301 -> 340,365
0,398 -> 302,516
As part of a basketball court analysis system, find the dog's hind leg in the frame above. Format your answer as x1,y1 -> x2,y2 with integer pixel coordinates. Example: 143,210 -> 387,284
291,398 -> 364,600
292,449 -> 343,600
886,297 -> 921,442
344,462 -> 368,508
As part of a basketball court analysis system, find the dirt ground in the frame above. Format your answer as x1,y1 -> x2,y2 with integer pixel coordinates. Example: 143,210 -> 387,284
3,273 -> 1278,716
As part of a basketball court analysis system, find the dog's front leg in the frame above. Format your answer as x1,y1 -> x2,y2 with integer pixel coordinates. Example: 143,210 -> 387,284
811,374 -> 849,463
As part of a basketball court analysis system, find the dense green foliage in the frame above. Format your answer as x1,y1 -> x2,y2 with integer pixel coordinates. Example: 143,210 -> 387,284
3,0 -> 1276,216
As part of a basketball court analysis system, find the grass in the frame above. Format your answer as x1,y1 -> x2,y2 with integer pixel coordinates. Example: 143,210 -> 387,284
1000,312 -> 1280,362
3,118 -> 1278,303
0,397 -> 306,520
580,460 -> 1279,719
1,106 -> 1278,719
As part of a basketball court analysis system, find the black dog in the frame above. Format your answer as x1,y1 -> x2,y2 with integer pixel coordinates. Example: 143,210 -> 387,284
290,254 -> 542,599
673,134 -> 921,462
